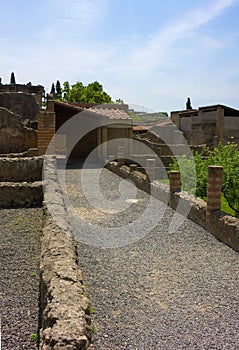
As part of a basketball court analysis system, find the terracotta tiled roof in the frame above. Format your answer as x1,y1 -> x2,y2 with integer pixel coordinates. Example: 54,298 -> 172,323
54,100 -> 83,111
154,120 -> 173,127
133,125 -> 148,131
89,107 -> 132,120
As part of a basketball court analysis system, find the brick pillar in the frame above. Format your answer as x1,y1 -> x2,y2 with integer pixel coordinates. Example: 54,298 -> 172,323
38,111 -> 56,155
97,127 -> 102,157
128,128 -> 133,156
146,159 -> 156,181
101,127 -> 108,159
169,171 -> 181,193
118,146 -> 125,166
47,96 -> 55,112
207,166 -> 223,214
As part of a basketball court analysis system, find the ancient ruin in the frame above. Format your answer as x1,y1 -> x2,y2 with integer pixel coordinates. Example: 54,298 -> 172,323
1,73 -> 239,349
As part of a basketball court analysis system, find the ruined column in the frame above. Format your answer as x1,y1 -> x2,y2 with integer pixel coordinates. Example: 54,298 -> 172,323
146,158 -> 156,181
118,146 -> 125,166
207,166 -> 223,214
128,127 -> 133,156
169,171 -> 181,193
101,127 -> 108,159
97,127 -> 102,157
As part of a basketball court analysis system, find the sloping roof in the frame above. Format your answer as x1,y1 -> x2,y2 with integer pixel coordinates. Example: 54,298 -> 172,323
89,107 -> 132,120
54,100 -> 83,111
133,125 -> 149,131
53,101 -> 131,120
154,120 -> 173,127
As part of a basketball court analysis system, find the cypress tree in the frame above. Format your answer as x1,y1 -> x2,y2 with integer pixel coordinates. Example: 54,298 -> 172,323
10,72 -> 16,85
55,80 -> 62,98
50,83 -> 55,96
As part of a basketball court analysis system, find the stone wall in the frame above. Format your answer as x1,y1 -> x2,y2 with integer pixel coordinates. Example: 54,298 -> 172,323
40,157 -> 93,349
106,161 -> 239,253
0,92 -> 40,121
0,157 -> 43,182
0,156 -> 43,208
171,106 -> 239,147
0,107 -> 37,153
224,117 -> 239,138
0,83 -> 44,106
0,182 -> 43,208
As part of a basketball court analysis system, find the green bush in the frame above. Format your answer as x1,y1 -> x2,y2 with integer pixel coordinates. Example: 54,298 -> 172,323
169,143 -> 239,217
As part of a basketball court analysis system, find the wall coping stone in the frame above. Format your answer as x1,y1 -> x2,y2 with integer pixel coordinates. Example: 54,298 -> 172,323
106,161 -> 239,252
40,157 -> 93,349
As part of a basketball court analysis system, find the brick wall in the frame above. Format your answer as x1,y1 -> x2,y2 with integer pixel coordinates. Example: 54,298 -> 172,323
38,111 -> 56,155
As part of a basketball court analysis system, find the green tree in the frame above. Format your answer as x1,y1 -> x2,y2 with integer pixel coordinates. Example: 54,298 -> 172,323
116,98 -> 124,104
50,83 -> 55,96
62,81 -> 70,100
61,80 -> 112,104
55,80 -> 62,99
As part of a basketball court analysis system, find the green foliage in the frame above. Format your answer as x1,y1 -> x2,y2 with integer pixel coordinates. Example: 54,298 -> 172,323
50,83 -> 55,96
169,155 -> 197,196
128,111 -> 142,121
56,80 -> 112,104
30,333 -> 38,342
89,307 -> 95,314
169,143 -> 239,217
211,143 -> 239,216
62,81 -> 70,100
55,80 -> 62,98
116,98 -> 124,104
91,325 -> 97,334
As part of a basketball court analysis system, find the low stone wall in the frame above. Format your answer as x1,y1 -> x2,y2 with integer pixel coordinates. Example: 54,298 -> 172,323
40,157 -> 93,349
106,161 -> 239,253
0,156 -> 43,182
0,156 -> 43,208
0,181 -> 43,207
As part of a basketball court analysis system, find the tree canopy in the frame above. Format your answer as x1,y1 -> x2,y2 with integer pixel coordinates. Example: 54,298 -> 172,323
51,80 -> 113,104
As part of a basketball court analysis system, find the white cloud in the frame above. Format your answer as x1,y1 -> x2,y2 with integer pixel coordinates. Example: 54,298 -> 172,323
40,0 -> 109,40
127,0 -> 239,71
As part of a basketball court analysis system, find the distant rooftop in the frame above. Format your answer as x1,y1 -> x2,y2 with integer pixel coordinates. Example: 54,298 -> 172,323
89,107 -> 131,120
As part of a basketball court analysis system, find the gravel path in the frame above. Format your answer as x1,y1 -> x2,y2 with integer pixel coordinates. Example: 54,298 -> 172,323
64,164 -> 239,350
0,208 -> 42,350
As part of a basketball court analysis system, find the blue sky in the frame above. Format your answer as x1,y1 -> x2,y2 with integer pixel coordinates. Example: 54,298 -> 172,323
0,0 -> 239,113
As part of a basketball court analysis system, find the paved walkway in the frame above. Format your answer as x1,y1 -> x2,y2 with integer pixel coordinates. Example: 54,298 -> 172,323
64,164 -> 239,350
